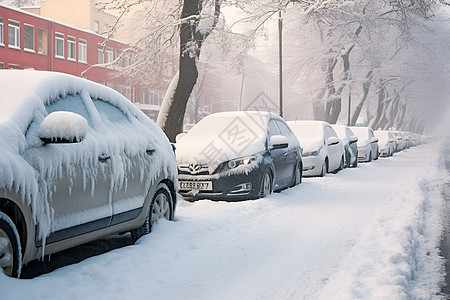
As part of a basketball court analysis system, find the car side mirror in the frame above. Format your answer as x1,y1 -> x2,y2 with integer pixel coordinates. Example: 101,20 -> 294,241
371,137 -> 379,143
349,135 -> 358,144
327,136 -> 340,146
175,132 -> 186,143
269,135 -> 289,150
39,111 -> 88,144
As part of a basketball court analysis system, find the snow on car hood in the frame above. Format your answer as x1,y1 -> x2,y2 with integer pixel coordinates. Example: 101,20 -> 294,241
287,121 -> 325,153
0,70 -> 177,242
176,111 -> 269,173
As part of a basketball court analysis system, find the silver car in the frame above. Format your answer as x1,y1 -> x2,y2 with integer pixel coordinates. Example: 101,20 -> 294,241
0,70 -> 178,278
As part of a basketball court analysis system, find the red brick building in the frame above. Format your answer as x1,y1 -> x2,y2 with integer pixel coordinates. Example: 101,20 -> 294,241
0,4 -> 162,120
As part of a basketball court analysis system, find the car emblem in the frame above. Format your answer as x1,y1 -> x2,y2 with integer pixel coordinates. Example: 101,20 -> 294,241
188,164 -> 203,174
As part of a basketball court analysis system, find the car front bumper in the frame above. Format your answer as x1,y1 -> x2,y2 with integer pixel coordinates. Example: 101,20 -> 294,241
178,167 -> 264,201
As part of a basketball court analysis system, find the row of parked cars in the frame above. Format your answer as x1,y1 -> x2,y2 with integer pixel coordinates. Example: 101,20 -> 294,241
0,70 -> 424,278
175,112 -> 423,202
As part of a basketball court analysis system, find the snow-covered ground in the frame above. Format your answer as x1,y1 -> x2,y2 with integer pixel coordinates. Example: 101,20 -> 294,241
1,142 -> 448,300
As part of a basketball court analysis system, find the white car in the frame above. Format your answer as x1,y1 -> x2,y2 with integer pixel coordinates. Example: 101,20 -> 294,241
374,130 -> 395,157
350,126 -> 379,162
331,124 -> 359,168
0,70 -> 178,278
391,131 -> 405,152
288,120 -> 345,177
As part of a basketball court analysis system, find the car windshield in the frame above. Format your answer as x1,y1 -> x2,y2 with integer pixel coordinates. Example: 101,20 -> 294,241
288,122 -> 324,145
351,127 -> 370,140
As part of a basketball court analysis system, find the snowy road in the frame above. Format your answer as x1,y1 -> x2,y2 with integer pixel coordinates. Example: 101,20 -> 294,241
1,142 -> 448,299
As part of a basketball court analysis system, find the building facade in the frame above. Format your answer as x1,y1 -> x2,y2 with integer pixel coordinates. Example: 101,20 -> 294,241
0,4 -> 163,121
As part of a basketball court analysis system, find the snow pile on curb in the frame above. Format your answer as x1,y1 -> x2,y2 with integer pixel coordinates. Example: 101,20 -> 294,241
318,149 -> 448,299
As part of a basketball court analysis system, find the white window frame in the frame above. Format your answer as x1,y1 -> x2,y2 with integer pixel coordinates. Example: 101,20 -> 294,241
78,39 -> 87,63
55,32 -> 65,59
98,47 -> 104,64
38,28 -> 48,55
124,86 -> 131,100
0,19 -> 4,46
8,20 -> 20,49
94,21 -> 100,33
123,56 -> 130,67
67,36 -> 76,61
24,24 -> 35,52
105,47 -> 113,65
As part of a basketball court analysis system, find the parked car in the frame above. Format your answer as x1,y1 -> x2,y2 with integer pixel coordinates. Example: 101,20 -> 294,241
391,131 -> 405,152
176,111 -> 302,201
331,124 -> 359,168
350,126 -> 379,162
288,120 -> 345,177
374,130 -> 395,157
0,70 -> 178,278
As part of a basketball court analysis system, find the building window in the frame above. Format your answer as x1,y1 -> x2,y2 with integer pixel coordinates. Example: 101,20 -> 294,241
115,50 -> 122,67
8,64 -> 20,69
124,86 -> 131,100
78,39 -> 87,63
55,33 -> 64,58
0,19 -> 4,46
8,20 -> 20,49
0,62 -> 4,69
141,88 -> 148,104
38,28 -> 48,55
123,56 -> 130,67
105,47 -> 113,65
97,47 -> 104,64
67,36 -> 76,61
94,21 -> 99,33
24,24 -> 34,52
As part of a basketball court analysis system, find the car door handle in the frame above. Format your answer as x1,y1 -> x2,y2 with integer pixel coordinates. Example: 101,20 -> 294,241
146,149 -> 155,155
98,154 -> 110,162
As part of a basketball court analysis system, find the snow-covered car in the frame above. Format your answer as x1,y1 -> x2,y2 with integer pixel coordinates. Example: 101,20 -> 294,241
331,124 -> 358,168
374,130 -> 395,157
288,120 -> 345,177
391,131 -> 405,152
350,126 -> 379,162
0,70 -> 178,278
176,111 -> 302,201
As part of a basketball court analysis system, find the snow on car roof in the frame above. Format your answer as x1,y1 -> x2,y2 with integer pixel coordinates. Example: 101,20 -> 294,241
176,111 -> 274,168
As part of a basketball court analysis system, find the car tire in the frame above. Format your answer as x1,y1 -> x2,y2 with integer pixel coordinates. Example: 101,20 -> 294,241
0,212 -> 22,278
352,152 -> 358,168
319,159 -> 328,177
291,162 -> 302,187
260,169 -> 273,198
338,156 -> 344,172
132,183 -> 173,240
368,151 -> 372,162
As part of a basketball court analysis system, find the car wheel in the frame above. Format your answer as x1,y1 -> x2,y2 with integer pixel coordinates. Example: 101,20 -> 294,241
0,212 -> 22,278
338,156 -> 344,172
260,169 -> 273,198
352,152 -> 358,168
291,162 -> 302,187
319,159 -> 328,177
345,152 -> 351,168
132,183 -> 172,240
368,151 -> 372,162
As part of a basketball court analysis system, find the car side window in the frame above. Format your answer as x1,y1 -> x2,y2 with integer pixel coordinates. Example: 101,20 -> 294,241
92,98 -> 129,125
268,120 -> 280,137
276,120 -> 292,137
45,93 -> 91,124
325,126 -> 336,138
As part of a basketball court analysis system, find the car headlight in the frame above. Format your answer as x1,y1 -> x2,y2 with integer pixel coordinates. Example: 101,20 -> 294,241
302,147 -> 322,157
227,156 -> 255,169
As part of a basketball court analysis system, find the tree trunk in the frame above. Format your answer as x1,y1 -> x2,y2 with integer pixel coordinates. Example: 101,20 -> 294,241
350,69 -> 373,126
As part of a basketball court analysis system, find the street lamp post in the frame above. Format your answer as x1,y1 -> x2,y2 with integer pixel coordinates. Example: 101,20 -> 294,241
278,10 -> 283,118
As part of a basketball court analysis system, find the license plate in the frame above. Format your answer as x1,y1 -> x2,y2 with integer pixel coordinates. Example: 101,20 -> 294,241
179,181 -> 212,191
